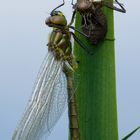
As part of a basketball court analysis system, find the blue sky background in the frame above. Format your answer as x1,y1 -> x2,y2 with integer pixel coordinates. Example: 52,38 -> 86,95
0,0 -> 140,140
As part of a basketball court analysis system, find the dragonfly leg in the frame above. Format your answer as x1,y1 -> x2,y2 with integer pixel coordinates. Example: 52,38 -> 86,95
104,38 -> 115,42
71,32 -> 94,55
51,0 -> 65,15
69,26 -> 89,38
68,10 -> 76,26
71,0 -> 75,6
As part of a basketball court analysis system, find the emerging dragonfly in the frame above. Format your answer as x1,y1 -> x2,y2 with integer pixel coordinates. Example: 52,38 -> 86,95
12,2 -> 89,140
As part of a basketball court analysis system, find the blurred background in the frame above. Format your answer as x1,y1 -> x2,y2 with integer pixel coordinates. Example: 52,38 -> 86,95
0,0 -> 139,139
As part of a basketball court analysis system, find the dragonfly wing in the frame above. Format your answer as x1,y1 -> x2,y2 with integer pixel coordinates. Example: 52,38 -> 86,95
35,68 -> 68,140
12,52 -> 68,140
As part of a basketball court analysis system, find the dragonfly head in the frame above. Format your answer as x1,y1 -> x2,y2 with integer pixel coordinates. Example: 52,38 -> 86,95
45,11 -> 67,27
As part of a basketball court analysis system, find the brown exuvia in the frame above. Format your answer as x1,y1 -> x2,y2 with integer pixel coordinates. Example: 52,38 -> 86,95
72,0 -> 126,44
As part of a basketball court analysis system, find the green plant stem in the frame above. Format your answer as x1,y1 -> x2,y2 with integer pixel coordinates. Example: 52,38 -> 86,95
73,0 -> 118,139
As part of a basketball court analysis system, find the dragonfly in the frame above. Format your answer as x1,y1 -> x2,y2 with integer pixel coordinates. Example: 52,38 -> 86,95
71,0 -> 126,44
12,1 -> 91,140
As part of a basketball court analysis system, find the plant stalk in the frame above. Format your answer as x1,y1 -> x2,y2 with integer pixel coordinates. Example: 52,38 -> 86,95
73,0 -> 118,139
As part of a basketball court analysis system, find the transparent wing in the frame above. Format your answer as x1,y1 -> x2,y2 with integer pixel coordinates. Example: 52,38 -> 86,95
12,52 -> 68,140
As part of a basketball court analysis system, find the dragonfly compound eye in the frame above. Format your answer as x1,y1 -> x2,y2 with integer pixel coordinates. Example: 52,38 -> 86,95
45,15 -> 67,27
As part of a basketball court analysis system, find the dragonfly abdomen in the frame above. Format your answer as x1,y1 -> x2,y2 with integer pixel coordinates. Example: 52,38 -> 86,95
64,66 -> 80,140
